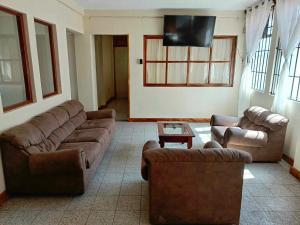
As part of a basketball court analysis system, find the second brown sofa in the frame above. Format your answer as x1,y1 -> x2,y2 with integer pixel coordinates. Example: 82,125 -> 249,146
141,140 -> 252,225
0,100 -> 115,195
211,106 -> 289,162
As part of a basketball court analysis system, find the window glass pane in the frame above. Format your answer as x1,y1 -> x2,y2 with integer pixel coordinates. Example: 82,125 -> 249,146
35,21 -> 56,97
168,46 -> 188,61
146,39 -> 166,61
212,39 -> 232,61
146,63 -> 166,83
190,47 -> 209,61
289,45 -> 300,101
0,10 -> 28,108
271,41 -> 300,101
289,48 -> 299,76
270,41 -> 283,94
290,77 -> 299,100
210,63 -> 230,84
189,63 -> 209,83
167,63 -> 187,83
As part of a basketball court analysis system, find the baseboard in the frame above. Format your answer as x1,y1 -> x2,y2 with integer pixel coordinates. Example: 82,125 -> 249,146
290,167 -> 300,180
128,118 -> 211,123
282,153 -> 294,166
0,191 -> 9,206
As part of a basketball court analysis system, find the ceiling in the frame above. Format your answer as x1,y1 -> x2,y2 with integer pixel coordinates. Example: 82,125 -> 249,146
74,0 -> 258,10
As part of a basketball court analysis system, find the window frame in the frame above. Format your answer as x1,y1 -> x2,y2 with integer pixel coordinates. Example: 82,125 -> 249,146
270,40 -> 300,102
34,18 -> 60,98
0,5 -> 33,112
270,40 -> 282,95
143,35 -> 237,87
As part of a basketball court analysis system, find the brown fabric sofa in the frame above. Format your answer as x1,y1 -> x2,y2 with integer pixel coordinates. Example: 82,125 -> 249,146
0,100 -> 115,195
211,106 -> 289,162
141,140 -> 252,225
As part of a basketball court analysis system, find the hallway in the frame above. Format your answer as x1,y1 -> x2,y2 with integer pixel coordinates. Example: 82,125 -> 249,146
106,98 -> 129,121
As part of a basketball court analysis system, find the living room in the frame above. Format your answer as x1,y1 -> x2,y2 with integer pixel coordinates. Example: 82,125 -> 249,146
0,0 -> 300,224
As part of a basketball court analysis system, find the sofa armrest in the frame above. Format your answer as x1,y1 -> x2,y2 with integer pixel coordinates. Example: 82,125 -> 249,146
29,149 -> 85,175
141,140 -> 160,181
86,109 -> 116,120
203,141 -> 223,149
224,127 -> 268,148
144,148 -> 252,164
210,115 -> 240,127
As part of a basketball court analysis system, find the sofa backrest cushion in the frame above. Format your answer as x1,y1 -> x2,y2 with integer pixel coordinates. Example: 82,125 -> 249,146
59,100 -> 84,118
0,123 -> 45,149
30,113 -> 60,138
238,117 -> 268,132
0,100 -> 87,154
241,106 -> 289,131
48,107 -> 69,126
59,100 -> 87,128
70,111 -> 87,128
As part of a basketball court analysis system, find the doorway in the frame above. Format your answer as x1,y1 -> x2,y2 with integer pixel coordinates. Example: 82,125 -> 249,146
94,35 -> 129,121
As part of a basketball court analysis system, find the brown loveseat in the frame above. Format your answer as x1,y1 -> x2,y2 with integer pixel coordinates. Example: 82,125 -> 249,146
0,100 -> 115,195
141,140 -> 252,225
211,106 -> 289,162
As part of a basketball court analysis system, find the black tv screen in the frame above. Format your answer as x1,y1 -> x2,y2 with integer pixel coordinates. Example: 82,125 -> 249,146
163,15 -> 216,47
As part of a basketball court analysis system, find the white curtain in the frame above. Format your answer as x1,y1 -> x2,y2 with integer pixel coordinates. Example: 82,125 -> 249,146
146,63 -> 166,83
212,39 -> 231,61
167,63 -> 187,83
190,47 -> 209,61
147,39 -> 166,61
189,63 -> 209,83
168,46 -> 188,61
146,39 -> 166,83
238,0 -> 273,115
271,0 -> 300,113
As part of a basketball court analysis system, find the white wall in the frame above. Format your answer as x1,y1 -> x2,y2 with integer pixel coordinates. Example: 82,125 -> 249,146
77,10 -> 245,118
75,32 -> 98,111
67,31 -> 79,100
0,0 -> 84,193
95,35 -> 115,107
115,47 -> 129,98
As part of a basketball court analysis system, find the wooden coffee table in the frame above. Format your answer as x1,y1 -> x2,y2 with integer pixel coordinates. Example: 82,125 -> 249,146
157,122 -> 195,149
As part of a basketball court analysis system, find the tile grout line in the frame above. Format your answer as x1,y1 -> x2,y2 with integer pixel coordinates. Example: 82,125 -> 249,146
111,137 -> 129,225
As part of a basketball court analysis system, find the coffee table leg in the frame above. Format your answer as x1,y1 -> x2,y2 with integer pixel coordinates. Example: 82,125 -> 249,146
187,138 -> 192,149
159,140 -> 165,148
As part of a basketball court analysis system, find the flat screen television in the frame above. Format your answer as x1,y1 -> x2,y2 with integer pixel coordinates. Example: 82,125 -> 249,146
163,15 -> 216,47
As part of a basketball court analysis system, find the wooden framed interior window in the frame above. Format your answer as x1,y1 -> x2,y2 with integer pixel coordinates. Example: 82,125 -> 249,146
34,18 -> 60,98
0,6 -> 33,112
143,35 -> 237,87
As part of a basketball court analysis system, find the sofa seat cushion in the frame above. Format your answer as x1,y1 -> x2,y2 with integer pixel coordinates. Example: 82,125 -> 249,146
63,128 -> 109,144
224,127 -> 268,148
79,118 -> 115,131
58,142 -> 102,168
211,126 -> 228,145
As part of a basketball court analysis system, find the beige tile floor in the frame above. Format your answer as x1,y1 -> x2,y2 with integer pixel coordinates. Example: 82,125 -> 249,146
1,122 -> 300,225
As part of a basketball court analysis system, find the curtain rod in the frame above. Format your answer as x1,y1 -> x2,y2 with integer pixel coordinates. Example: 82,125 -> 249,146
244,0 -> 275,14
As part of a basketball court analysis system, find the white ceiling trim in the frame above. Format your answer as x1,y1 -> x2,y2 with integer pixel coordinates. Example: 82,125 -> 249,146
74,0 -> 259,10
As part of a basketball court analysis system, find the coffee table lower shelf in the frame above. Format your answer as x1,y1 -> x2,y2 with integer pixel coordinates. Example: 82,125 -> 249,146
159,136 -> 194,149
